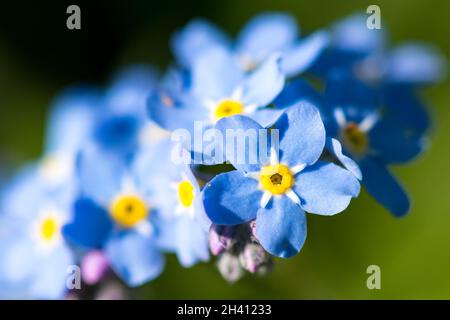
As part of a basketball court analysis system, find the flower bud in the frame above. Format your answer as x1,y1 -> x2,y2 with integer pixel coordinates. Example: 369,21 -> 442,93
239,243 -> 270,273
208,224 -> 234,255
217,252 -> 244,283
81,250 -> 109,285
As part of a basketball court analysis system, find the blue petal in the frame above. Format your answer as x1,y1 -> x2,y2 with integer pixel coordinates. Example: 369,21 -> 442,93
215,115 -> 270,172
170,215 -> 210,267
191,47 -> 243,100
93,113 -> 141,153
0,235 -> 36,289
282,30 -> 330,77
294,161 -> 360,215
275,102 -> 326,167
31,245 -> 74,299
106,65 -> 158,116
332,13 -> 385,55
359,157 -> 410,217
325,138 -> 362,180
105,230 -> 165,287
171,19 -> 230,68
236,13 -> 298,63
131,140 -> 193,213
274,78 -> 323,109
325,69 -> 380,107
45,86 -> 100,153
63,197 -> 113,249
383,85 -> 431,136
203,170 -> 261,225
385,43 -> 447,85
250,109 -> 284,127
1,164 -> 46,222
369,121 -> 425,164
242,54 -> 285,107
256,195 -> 306,258
77,146 -> 126,204
147,88 -> 208,132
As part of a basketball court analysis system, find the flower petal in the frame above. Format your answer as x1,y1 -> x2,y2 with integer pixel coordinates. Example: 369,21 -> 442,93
31,245 -> 74,299
203,170 -> 262,225
93,114 -> 141,153
148,89 -> 209,132
168,215 -> 210,267
332,13 -> 385,55
171,19 -> 230,68
45,86 -> 100,153
359,156 -> 410,217
256,195 -> 307,258
325,138 -> 362,180
275,102 -> 326,167
191,46 -> 243,100
77,145 -> 126,204
242,54 -> 285,107
236,13 -> 298,63
250,109 -> 284,128
105,230 -> 164,287
215,115 -> 270,172
294,161 -> 360,215
106,65 -> 158,116
63,197 -> 113,249
369,121 -> 426,164
383,86 -> 431,136
282,30 -> 330,77
385,43 -> 447,85
0,235 -> 37,289
325,69 -> 380,107
274,78 -> 323,109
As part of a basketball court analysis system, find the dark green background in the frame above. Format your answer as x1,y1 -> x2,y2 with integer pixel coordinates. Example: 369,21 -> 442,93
0,0 -> 449,299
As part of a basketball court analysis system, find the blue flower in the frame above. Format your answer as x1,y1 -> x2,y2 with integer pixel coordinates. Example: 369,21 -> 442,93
47,66 -> 163,160
94,65 -> 166,155
150,46 -> 285,128
45,86 -> 102,156
312,13 -> 446,87
62,143 -> 167,287
285,71 -> 427,217
0,165 -> 75,299
135,140 -> 210,267
172,13 -> 329,77
202,103 -> 360,258
149,47 -> 285,162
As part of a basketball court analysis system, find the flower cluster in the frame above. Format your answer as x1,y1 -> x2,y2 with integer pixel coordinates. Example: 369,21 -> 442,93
0,12 -> 445,299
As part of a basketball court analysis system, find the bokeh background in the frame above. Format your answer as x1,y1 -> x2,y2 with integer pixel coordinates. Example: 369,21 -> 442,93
0,0 -> 449,299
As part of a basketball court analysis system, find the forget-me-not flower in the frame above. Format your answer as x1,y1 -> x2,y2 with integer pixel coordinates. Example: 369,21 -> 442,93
288,71 -> 428,216
202,103 -> 360,257
138,140 -> 210,267
0,166 -> 75,299
62,142 -> 167,287
172,12 -> 329,77
312,13 -> 447,87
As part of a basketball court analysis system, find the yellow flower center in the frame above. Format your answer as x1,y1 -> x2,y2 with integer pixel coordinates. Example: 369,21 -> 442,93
214,99 -> 244,121
110,195 -> 148,228
178,180 -> 195,207
341,123 -> 368,155
260,164 -> 294,195
40,217 -> 60,242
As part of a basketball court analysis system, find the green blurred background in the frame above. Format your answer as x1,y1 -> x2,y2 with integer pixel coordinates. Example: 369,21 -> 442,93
0,0 -> 449,299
